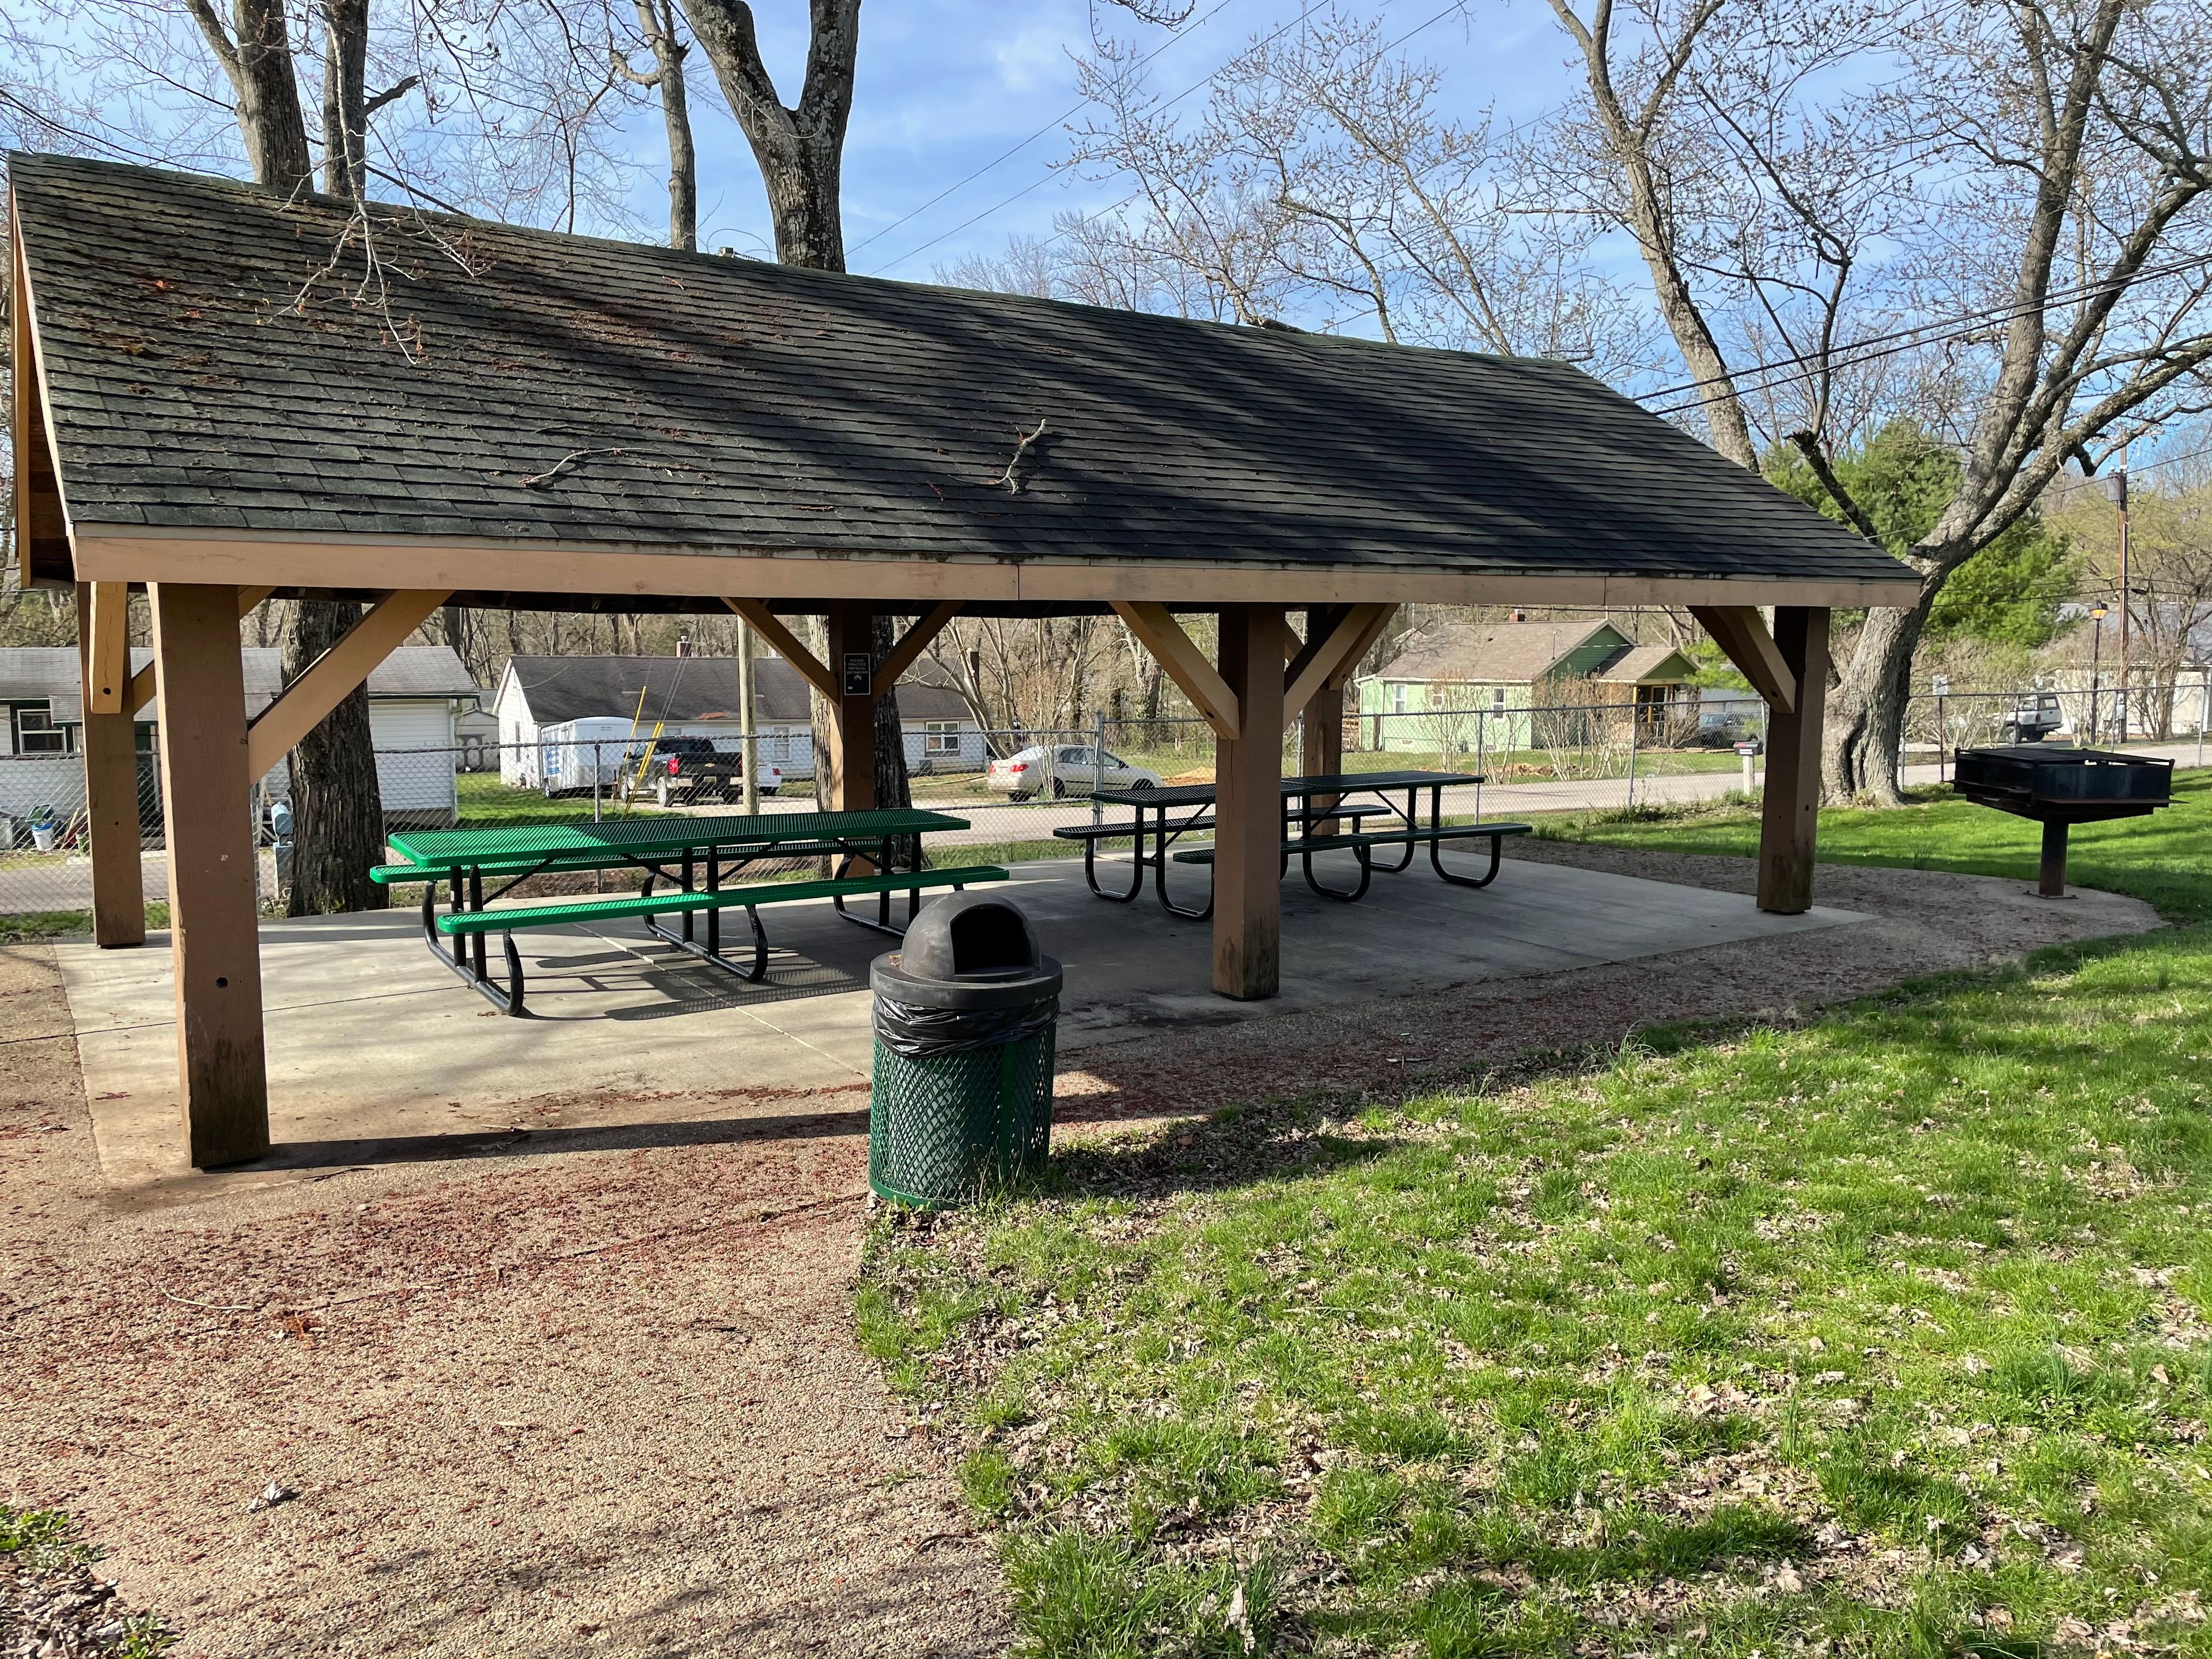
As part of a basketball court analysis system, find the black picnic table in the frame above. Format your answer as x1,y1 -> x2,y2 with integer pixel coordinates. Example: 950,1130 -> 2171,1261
1059,770 -> 1523,921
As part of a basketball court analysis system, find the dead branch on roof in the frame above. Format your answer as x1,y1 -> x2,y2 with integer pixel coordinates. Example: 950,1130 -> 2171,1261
998,416 -> 1048,494
520,448 -> 627,488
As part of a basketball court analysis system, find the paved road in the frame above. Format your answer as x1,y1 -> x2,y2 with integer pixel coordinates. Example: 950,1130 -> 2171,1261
6,742 -> 2200,915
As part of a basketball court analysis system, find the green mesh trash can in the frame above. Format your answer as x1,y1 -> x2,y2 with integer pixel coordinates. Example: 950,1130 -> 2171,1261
869,892 -> 1062,1209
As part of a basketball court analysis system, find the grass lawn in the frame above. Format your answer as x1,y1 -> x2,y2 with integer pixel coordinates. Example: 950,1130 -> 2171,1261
454,772 -> 669,827
860,773 -> 2212,1657
1532,771 -> 2212,925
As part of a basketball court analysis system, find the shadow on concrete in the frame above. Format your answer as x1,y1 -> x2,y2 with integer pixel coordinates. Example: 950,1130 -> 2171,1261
236,1105 -> 873,1172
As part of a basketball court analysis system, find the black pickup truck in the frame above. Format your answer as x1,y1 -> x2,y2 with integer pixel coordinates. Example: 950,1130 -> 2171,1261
645,736 -> 780,805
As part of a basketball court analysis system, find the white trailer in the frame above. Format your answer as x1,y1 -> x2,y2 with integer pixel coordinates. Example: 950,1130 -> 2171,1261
536,717 -> 647,796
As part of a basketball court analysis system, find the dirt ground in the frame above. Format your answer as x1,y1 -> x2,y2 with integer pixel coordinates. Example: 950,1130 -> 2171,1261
0,844 -> 2158,1657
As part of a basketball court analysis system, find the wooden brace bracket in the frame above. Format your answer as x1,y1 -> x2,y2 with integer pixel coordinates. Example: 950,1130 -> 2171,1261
1110,601 -> 1241,740
130,586 -> 275,718
244,589 -> 449,781
1690,605 -> 1796,715
1283,604 -> 1393,730
872,602 -> 962,699
723,599 -> 837,702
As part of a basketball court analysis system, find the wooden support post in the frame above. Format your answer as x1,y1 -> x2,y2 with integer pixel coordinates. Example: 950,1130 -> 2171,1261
1756,607 -> 1830,915
151,584 -> 268,1167
1301,680 -> 1345,836
77,582 -> 145,947
127,586 -> 270,718
85,582 -> 130,714
823,601 -> 877,815
1214,605 -> 1286,1000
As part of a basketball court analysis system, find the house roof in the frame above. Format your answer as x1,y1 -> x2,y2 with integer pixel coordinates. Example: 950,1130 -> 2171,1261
9,152 -> 1918,609
0,644 -> 476,722
1372,620 -> 1620,684
1593,643 -> 1696,683
501,655 -> 969,728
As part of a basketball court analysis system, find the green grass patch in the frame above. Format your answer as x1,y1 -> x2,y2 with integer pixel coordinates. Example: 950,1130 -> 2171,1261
1,1504 -> 175,1657
862,771 -> 2212,1656
1533,768 -> 2212,923
0,902 -> 170,944
454,772 -> 673,827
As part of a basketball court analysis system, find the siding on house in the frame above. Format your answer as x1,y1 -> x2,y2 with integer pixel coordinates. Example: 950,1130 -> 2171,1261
493,654 -> 986,790
0,645 -> 480,831
1356,619 -> 1696,752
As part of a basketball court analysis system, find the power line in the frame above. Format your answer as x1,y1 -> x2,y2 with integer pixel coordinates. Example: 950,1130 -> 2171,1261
868,0 -> 1466,277
1647,253 -> 2212,416
843,0 -> 1248,263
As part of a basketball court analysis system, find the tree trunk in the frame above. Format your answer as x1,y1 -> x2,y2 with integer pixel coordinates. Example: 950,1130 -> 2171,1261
677,0 -> 859,270
320,0 -> 370,198
282,600 -> 388,915
229,0 -> 316,191
1821,586 -> 1940,805
650,0 -> 697,251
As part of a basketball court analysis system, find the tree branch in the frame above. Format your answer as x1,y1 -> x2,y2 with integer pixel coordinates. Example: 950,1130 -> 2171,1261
1787,430 -> 1888,550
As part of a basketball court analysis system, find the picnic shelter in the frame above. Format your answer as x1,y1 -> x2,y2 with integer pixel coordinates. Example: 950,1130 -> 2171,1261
6,153 -> 1916,1169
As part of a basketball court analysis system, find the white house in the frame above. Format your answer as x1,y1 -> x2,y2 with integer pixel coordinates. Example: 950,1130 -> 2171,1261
492,653 -> 984,792
0,645 -> 482,838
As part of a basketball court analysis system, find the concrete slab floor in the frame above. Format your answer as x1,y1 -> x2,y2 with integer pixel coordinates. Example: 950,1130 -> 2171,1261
58,851 -> 1864,1191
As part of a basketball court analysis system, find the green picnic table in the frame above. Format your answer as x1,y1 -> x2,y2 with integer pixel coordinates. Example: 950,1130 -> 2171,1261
374,808 -> 1006,1014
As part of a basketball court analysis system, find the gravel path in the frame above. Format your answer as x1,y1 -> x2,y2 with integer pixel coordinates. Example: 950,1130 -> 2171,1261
0,947 -> 1007,1659
0,846 -> 2159,1656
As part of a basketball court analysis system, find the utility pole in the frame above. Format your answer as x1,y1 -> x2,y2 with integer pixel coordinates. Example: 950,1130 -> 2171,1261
2088,604 -> 2108,747
738,617 -> 760,816
2115,450 -> 2131,745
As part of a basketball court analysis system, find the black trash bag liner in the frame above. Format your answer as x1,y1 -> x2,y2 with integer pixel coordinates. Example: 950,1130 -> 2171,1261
873,993 -> 1059,1059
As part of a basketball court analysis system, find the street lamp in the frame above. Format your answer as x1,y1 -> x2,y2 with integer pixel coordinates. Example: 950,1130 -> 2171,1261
2089,604 -> 2109,747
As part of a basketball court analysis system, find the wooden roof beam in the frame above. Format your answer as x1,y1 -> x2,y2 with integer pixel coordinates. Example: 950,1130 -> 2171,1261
1111,601 -> 1240,740
1690,605 -> 1796,715
1330,604 -> 1399,691
244,589 -> 450,781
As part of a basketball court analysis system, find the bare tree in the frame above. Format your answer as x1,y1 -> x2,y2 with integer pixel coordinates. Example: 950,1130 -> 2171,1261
1812,0 -> 2212,798
611,0 -> 697,249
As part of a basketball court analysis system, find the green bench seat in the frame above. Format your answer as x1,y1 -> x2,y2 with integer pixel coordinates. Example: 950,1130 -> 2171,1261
435,865 -> 1005,935
434,864 -> 1009,1015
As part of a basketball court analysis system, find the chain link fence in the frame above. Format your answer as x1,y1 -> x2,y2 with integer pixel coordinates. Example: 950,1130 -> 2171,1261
3,679 -> 2204,923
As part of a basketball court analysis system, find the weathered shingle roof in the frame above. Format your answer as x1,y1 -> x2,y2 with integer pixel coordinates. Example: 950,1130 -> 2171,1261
9,152 -> 1911,597
502,654 -> 968,727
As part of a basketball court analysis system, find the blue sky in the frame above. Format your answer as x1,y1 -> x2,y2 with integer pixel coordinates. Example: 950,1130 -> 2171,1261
641,0 -> 1578,281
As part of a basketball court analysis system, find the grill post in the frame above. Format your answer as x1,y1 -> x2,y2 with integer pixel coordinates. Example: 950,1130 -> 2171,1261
2038,819 -> 2070,899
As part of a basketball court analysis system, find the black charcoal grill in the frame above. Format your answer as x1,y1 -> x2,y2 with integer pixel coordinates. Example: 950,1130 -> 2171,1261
1951,745 -> 2173,897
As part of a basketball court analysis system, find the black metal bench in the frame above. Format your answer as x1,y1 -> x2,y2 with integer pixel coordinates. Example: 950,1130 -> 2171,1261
1052,803 -> 1389,902
1173,821 -> 1533,900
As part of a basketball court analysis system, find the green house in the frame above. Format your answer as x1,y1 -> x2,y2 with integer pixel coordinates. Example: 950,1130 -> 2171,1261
1356,617 -> 1697,753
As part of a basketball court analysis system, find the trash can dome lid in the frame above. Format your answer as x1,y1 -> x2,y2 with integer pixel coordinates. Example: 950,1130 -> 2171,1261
897,891 -> 1041,982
